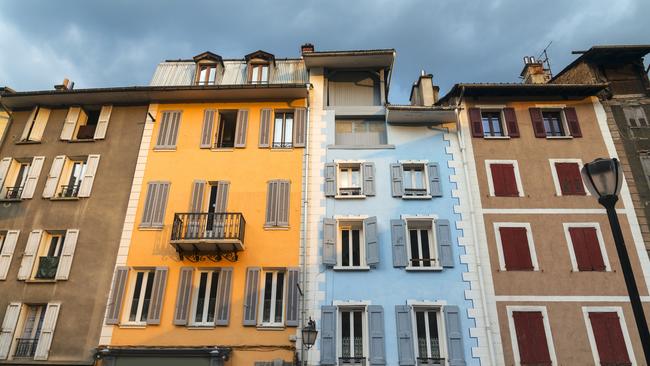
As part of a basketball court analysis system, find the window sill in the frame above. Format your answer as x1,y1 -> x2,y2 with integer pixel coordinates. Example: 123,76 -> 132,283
153,147 -> 177,152
334,194 -> 366,199
270,148 -> 295,152
66,139 -> 95,143
0,199 -> 22,203
333,265 -> 370,271
402,195 -> 432,200
210,148 -> 235,152
187,325 -> 216,329
138,226 -> 164,231
25,278 -> 57,283
328,144 -> 395,150
256,325 -> 286,331
50,196 -> 80,201
263,226 -> 290,231
483,136 -> 510,140
405,266 -> 443,271
118,323 -> 147,329
15,140 -> 41,145
545,136 -> 573,140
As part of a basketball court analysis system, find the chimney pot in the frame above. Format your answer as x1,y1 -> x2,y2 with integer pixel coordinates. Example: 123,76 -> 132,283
301,43 -> 314,54
54,78 -> 74,91
520,56 -> 551,84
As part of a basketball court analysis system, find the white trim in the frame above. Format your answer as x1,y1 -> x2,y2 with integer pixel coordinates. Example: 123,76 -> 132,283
482,208 -> 626,215
406,299 -> 448,306
257,270 -> 287,327
335,160 -> 364,197
400,214 -> 439,220
333,215 -> 369,220
121,269 -> 153,326
496,295 -> 650,302
332,300 -> 371,306
534,104 -> 567,108
336,218 -> 366,269
562,223 -> 611,272
581,306 -> 637,366
398,159 -> 429,165
403,217 -> 440,270
484,159 -> 524,197
475,104 -> 508,109
493,223 -> 539,271
409,305 -> 448,361
335,304 -> 369,360
506,306 -> 558,366
548,159 -> 590,196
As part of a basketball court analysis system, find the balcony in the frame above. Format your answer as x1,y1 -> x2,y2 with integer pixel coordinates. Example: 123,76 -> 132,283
171,212 -> 245,262
2,186 -> 23,201
35,256 -> 59,279
14,338 -> 38,358
57,184 -> 80,198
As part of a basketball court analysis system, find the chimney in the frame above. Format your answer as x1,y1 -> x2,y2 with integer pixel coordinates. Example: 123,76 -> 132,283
520,56 -> 551,84
410,71 -> 438,106
301,43 -> 315,54
54,78 -> 74,91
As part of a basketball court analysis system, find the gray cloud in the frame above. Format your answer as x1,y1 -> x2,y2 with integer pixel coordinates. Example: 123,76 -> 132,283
1,0 -> 649,102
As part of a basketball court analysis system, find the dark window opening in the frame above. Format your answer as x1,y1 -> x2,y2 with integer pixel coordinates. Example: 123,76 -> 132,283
542,111 -> 565,137
197,65 -> 218,85
215,111 -> 237,148
76,109 -> 99,140
481,111 -> 504,137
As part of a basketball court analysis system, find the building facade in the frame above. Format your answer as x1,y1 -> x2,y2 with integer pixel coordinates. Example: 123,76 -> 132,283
97,50 -> 309,366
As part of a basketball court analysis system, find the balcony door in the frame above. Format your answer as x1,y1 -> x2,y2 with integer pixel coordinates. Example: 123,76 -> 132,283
206,182 -> 229,237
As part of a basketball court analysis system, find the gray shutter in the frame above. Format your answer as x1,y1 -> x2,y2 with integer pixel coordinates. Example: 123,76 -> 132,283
265,181 -> 278,226
141,182 -> 158,226
363,162 -> 375,196
243,267 -> 260,326
174,267 -> 194,325
235,109 -> 249,148
320,306 -> 337,366
200,109 -> 216,148
391,219 -> 408,268
33,302 -> 60,360
105,267 -> 129,325
277,181 -> 290,227
0,302 -> 21,359
259,108 -> 272,148
285,267 -> 299,327
390,163 -> 404,197
395,305 -> 416,365
293,108 -> 307,147
436,219 -> 454,268
54,229 -> 79,280
189,180 -> 206,212
155,112 -> 171,148
215,267 -> 233,326
444,305 -> 466,366
156,111 -> 181,149
427,162 -> 442,197
141,182 -> 170,228
147,267 -> 168,324
368,305 -> 386,365
322,218 -> 337,266
215,181 -> 230,212
365,216 -> 379,266
324,163 -> 337,197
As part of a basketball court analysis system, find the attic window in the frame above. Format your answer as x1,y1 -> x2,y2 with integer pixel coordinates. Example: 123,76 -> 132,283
197,65 -> 218,85
249,63 -> 269,84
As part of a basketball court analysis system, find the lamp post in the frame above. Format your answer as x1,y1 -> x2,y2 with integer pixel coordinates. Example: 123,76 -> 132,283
301,317 -> 318,365
581,158 -> 650,363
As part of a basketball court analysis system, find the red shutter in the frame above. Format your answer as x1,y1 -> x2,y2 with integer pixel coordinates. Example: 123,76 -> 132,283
513,311 -> 552,365
564,107 -> 582,138
529,108 -> 546,138
589,312 -> 631,365
469,108 -> 483,137
500,227 -> 534,270
583,228 -> 606,271
555,163 -> 586,195
503,108 -> 520,137
491,164 -> 519,197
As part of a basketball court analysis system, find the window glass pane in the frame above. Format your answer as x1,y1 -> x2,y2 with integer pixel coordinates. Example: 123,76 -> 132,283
342,229 -> 350,266
335,119 -> 386,145
350,168 -> 360,187
251,67 -> 259,83
427,311 -> 440,357
274,115 -> 284,144
342,311 -> 351,357
353,311 -> 363,357
420,230 -> 431,267
129,272 -> 144,322
352,229 -> 361,267
207,272 -> 219,322
195,272 -> 208,322
208,67 -> 216,83
261,66 -> 269,82
199,67 -> 207,84
414,168 -> 425,189
141,272 -> 155,322
274,272 -> 284,323
416,311 -> 427,357
409,229 -> 420,267
262,272 -> 273,322
284,113 -> 293,143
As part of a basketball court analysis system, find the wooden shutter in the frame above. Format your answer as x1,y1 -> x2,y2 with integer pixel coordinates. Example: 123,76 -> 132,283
141,182 -> 170,228
277,181 -> 290,227
322,218 -> 337,266
368,305 -> 386,365
215,267 -> 233,326
146,267 -> 168,324
395,305 -> 416,365
0,230 -> 19,280
0,302 -> 21,359
444,305 -> 466,366
503,107 -> 520,137
61,107 -> 81,140
564,107 -> 582,137
362,162 -> 375,196
173,267 -> 194,325
365,216 -> 379,265
391,219 -> 408,268
21,107 -> 38,141
491,164 -> 518,197
324,163 -> 337,197
427,162 -> 442,197
234,109 -> 249,148
78,154 -> 100,197
94,105 -> 113,139
285,267 -> 299,327
265,181 -> 278,226
156,111 -> 181,149
243,267 -> 260,326
21,156 -> 45,199
555,163 -> 585,196
293,108 -> 307,147
42,155 -> 65,198
512,311 -> 552,365
0,157 -> 11,191
17,230 -> 42,280
189,180 -> 206,212
499,227 -> 533,271
200,109 -> 216,148
589,312 -> 631,364
390,163 -> 404,197
469,108 -> 483,137
215,181 -> 230,212
33,303 -> 60,360
105,267 -> 129,325
55,229 -> 78,280
30,107 -> 51,141
569,227 -> 606,271
529,108 -> 546,138
320,306 -> 337,366
258,108 -> 272,148
436,219 -> 454,268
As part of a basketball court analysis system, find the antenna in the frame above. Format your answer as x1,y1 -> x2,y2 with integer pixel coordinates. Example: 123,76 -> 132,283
537,41 -> 554,78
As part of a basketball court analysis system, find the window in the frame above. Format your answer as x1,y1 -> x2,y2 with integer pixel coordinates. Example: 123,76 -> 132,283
197,65 -> 218,85
339,221 -> 364,268
4,162 -> 29,200
338,164 -> 361,196
542,111 -> 565,137
0,156 -> 44,201
584,309 -> 633,365
486,161 -> 522,197
273,112 -> 293,148
495,224 -> 537,271
327,71 -> 381,106
42,155 -> 99,199
13,305 -> 46,358
155,111 -> 182,149
215,111 -> 237,148
20,107 -> 50,143
509,309 -> 555,366
340,308 -> 366,363
565,225 -> 608,272
325,162 -> 375,198
33,233 -> 64,280
414,308 -> 443,362
639,153 -> 650,188
530,107 -> 582,138
140,182 -> 171,228
623,106 -> 648,128
481,111 -> 505,137
60,107 -> 104,141
552,161 -> 586,196
125,270 -> 155,324
390,162 -> 441,199
191,270 -> 220,326
17,229 -> 78,282
264,180 -> 290,227
335,118 -> 387,146
249,64 -> 269,84
407,220 -> 438,268
58,159 -> 86,198
0,231 -> 19,280
259,271 -> 286,326
322,217 -> 378,268
403,164 -> 427,197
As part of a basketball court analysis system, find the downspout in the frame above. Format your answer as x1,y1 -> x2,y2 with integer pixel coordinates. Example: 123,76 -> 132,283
300,80 -> 312,365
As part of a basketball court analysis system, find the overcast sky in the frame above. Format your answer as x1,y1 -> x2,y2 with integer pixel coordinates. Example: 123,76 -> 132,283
1,0 -> 649,103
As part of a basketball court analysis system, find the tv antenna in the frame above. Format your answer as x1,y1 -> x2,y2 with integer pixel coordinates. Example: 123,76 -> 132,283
537,41 -> 553,78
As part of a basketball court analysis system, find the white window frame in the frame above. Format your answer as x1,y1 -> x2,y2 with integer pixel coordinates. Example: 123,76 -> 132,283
257,270 -> 287,328
478,108 -> 509,139
493,222 -> 540,271
333,301 -> 370,363
402,215 -> 441,271
506,305 -> 558,366
335,160 -> 365,198
272,111 -> 294,148
398,160 -> 431,199
29,231 -> 65,280
122,269 -> 154,326
334,216 -> 368,270
484,160 -> 525,197
189,269 -> 220,327
581,306 -> 637,366
406,300 -> 448,362
548,159 -> 590,197
563,223 -> 611,272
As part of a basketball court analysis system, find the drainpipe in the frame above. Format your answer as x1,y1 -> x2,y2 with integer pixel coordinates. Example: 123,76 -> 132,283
300,80 -> 312,366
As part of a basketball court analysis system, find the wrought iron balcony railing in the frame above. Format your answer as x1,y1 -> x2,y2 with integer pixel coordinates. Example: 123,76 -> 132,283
14,338 -> 38,358
35,256 -> 60,279
272,141 -> 293,149
339,357 -> 366,366
58,184 -> 81,198
3,186 -> 23,200
339,187 -> 362,196
171,212 -> 245,261
404,187 -> 429,197
417,357 -> 445,366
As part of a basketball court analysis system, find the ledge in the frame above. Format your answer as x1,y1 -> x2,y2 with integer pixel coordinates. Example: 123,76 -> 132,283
333,265 -> 371,271
328,144 -> 395,150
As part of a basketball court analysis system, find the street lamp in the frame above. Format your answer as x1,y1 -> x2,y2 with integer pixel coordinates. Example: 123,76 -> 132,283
582,158 -> 650,363
302,317 -> 318,350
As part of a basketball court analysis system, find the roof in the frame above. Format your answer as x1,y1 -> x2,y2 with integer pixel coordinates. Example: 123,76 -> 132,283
386,104 -> 456,125
437,83 -> 607,104
302,48 -> 395,69
552,44 -> 650,82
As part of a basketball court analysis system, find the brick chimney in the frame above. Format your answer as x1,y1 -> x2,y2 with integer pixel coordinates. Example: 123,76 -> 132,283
520,56 -> 551,84
301,43 -> 314,54
54,78 -> 74,91
410,71 -> 439,106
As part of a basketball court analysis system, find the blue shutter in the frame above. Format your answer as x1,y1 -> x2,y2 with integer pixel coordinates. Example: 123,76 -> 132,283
365,216 -> 379,266
320,306 -> 337,365
427,162 -> 442,197
436,219 -> 454,268
391,219 -> 408,268
444,305 -> 466,366
363,162 -> 375,196
324,163 -> 337,197
368,305 -> 386,365
390,163 -> 403,197
322,218 -> 337,266
395,305 -> 416,365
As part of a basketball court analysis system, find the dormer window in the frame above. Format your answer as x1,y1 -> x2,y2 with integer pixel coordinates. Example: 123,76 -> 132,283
192,51 -> 223,86
197,65 -> 218,85
245,50 -> 275,85
249,64 -> 269,84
